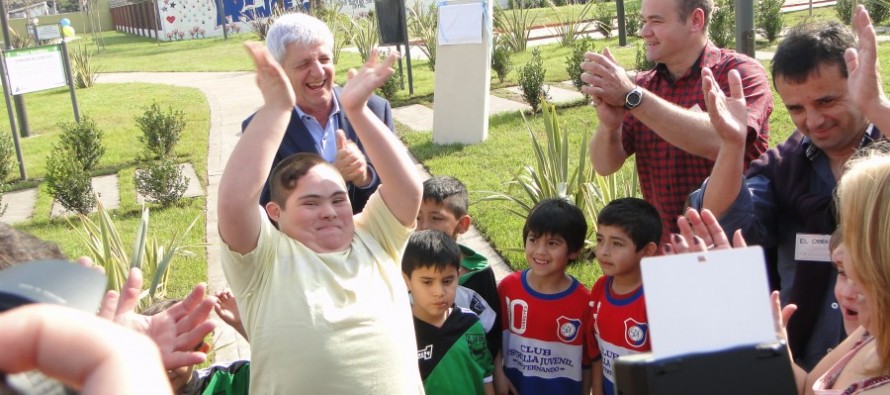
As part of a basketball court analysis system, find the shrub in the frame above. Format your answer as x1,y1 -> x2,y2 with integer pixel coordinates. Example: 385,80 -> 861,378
0,132 -> 14,182
517,48 -> 549,113
756,0 -> 785,43
58,115 -> 105,171
836,0 -> 854,24
136,102 -> 186,160
45,146 -> 96,215
492,35 -> 514,84
70,44 -> 99,88
408,2 -> 438,70
624,1 -> 641,37
709,0 -> 735,48
136,159 -> 188,206
494,3 -> 536,53
866,0 -> 890,24
378,53 -> 402,101
593,0 -> 614,38
566,38 -> 594,98
634,40 -> 655,71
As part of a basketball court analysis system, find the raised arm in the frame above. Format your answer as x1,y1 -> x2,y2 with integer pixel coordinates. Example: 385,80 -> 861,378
701,68 -> 748,218
338,49 -> 422,226
218,42 -> 296,253
581,50 -> 630,176
847,5 -> 890,135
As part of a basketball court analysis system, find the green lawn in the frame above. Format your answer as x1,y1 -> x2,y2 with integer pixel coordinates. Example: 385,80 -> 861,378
3,83 -> 210,299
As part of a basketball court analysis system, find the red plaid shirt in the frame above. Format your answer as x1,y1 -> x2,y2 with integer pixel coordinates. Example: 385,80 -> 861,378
622,43 -> 772,243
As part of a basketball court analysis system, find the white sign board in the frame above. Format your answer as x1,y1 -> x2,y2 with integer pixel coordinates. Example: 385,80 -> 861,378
35,25 -> 61,41
641,246 -> 777,359
4,46 -> 67,95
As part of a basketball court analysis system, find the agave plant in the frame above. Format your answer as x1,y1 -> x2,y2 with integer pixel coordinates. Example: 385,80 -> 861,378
481,101 -> 640,259
408,1 -> 438,70
71,200 -> 199,311
494,2 -> 537,53
549,0 -> 594,47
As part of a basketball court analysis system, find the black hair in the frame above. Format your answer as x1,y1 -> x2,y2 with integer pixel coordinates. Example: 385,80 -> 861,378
522,198 -> 588,263
597,197 -> 662,251
402,230 -> 462,276
422,176 -> 469,218
771,21 -> 853,86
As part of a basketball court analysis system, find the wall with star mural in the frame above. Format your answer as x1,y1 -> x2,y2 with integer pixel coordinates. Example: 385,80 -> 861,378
155,0 -> 259,40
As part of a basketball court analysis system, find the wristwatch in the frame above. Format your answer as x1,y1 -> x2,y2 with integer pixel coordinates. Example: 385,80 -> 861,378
624,87 -> 644,110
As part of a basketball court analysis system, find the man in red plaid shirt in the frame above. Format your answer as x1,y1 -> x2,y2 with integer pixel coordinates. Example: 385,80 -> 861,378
579,0 -> 773,244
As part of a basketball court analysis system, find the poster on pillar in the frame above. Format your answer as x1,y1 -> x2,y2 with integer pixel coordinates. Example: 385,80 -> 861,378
437,2 -> 483,45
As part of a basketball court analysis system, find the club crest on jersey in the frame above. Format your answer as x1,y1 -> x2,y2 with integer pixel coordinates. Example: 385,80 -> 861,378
556,316 -> 582,343
624,318 -> 648,348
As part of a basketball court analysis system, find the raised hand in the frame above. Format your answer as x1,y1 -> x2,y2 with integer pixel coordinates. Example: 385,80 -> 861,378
98,268 -> 217,370
333,129 -> 371,187
665,208 -> 746,255
703,67 -> 747,146
244,41 -> 296,112
580,47 -> 635,107
846,5 -> 887,116
214,290 -> 248,341
340,48 -> 400,113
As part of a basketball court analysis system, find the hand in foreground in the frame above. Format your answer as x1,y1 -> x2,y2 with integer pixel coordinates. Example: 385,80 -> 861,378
98,268 -> 217,370
0,304 -> 173,395
340,48 -> 399,113
703,67 -> 747,146
664,208 -> 747,255
244,41 -> 296,111
334,129 -> 371,187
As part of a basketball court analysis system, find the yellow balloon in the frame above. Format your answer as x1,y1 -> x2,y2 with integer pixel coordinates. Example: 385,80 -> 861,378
62,26 -> 75,38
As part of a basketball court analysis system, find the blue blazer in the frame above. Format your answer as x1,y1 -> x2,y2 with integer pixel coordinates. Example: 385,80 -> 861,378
242,87 -> 394,213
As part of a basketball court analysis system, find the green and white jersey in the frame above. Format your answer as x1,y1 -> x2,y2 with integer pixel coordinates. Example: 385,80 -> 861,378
415,307 -> 494,395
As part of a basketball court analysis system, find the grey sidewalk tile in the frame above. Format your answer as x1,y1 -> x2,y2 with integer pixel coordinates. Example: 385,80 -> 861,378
0,188 -> 37,224
393,104 -> 435,132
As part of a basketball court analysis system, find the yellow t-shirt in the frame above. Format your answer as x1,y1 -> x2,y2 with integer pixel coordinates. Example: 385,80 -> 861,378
221,193 -> 424,394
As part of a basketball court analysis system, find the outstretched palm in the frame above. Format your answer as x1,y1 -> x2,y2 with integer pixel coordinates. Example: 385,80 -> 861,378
340,48 -> 400,112
703,67 -> 747,146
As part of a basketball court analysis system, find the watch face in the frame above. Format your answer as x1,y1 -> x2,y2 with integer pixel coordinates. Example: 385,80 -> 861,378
626,89 -> 642,108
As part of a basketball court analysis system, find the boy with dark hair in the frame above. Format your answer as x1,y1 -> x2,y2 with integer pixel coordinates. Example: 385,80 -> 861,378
402,230 -> 494,395
495,198 -> 591,395
588,197 -> 661,395
417,175 -> 501,359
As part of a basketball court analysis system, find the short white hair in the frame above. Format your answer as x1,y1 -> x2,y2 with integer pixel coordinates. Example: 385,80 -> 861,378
266,13 -> 334,64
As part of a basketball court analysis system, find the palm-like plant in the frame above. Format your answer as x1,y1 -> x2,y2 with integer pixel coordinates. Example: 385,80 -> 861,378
549,0 -> 594,47
494,2 -> 537,53
72,201 -> 199,311
408,2 -> 438,70
481,101 -> 640,259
